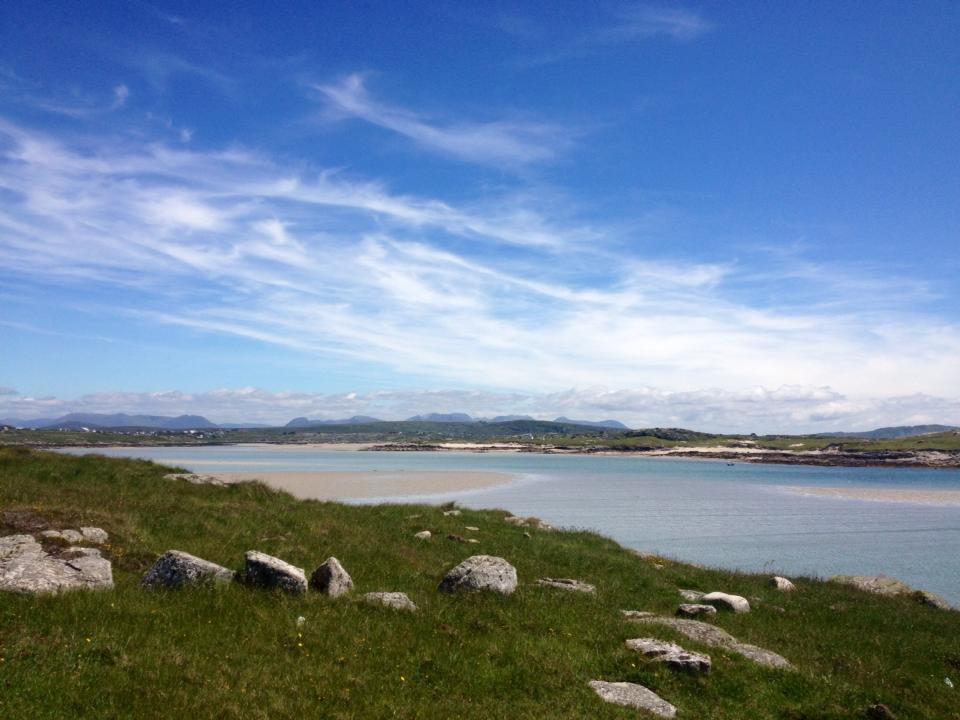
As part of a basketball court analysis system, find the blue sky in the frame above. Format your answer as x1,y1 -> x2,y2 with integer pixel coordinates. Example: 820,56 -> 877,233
1,1 -> 958,430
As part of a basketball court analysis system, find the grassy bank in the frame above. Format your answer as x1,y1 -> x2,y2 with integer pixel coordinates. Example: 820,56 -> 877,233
1,449 -> 958,719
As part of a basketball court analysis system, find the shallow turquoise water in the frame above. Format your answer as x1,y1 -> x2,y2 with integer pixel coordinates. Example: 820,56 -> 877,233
65,447 -> 960,604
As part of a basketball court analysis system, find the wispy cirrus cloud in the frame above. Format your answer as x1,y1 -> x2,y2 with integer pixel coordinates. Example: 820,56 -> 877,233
315,74 -> 573,167
0,116 -> 958,430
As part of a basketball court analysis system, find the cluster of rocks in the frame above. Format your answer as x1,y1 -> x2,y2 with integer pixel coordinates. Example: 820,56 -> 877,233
831,574 -> 954,611
0,527 -> 112,594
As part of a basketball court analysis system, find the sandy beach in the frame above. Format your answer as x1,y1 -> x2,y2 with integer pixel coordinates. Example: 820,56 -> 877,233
789,486 -> 960,506
201,469 -> 514,500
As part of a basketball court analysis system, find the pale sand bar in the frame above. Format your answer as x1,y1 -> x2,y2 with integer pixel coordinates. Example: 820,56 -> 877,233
789,486 -> 960,506
208,469 -> 513,500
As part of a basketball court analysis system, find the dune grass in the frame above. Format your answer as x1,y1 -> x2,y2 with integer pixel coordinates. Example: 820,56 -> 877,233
1,448 -> 958,719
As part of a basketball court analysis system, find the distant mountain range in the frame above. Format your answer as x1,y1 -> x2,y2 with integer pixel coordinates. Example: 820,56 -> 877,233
553,417 -> 630,429
285,415 -> 382,428
817,424 -> 959,440
0,413 -> 220,430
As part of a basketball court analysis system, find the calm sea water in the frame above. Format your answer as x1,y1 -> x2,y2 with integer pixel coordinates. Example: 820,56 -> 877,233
67,446 -> 960,604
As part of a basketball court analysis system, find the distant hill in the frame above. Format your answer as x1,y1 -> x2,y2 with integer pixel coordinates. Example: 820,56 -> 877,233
38,413 -> 217,430
625,427 -> 718,441
553,417 -> 629,430
488,415 -> 534,422
216,423 -> 273,429
818,424 -> 960,440
0,418 -> 58,429
405,413 -> 475,423
285,415 -> 382,428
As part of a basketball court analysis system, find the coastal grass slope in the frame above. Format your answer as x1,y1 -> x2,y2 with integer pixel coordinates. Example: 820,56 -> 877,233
1,449 -> 958,719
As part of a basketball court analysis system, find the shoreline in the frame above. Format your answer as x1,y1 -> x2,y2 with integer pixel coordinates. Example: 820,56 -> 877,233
174,468 -> 515,500
786,485 -> 960,506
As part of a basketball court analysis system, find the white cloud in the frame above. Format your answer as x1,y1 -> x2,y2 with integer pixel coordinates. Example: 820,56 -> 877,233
111,84 -> 130,109
605,6 -> 714,42
316,74 -> 571,167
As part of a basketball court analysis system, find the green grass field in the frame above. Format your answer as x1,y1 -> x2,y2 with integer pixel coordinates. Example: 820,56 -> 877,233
1,449 -> 959,719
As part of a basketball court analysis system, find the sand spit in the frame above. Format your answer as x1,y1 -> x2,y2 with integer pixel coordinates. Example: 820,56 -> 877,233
195,469 -> 514,500
788,486 -> 960,507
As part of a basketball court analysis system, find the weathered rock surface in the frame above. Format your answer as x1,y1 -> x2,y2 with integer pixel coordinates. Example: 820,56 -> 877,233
504,515 -> 554,530
770,576 -> 796,592
0,534 -> 113,594
80,527 -> 109,544
626,637 -> 711,673
536,577 -> 596,594
309,556 -> 353,597
702,591 -> 751,613
588,680 -> 676,718
620,609 -> 655,620
832,574 -> 954,610
364,591 -> 417,612
60,529 -> 84,543
141,550 -> 235,589
676,603 -> 717,618
627,614 -> 792,669
244,551 -> 307,593
438,555 -> 517,595
164,472 -> 229,486
414,530 -> 432,540
679,588 -> 705,601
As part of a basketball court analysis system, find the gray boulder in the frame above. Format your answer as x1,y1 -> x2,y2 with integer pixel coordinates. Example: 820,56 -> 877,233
702,591 -> 751,613
588,680 -> 676,718
0,534 -> 112,594
309,556 -> 354,597
414,530 -> 432,540
438,555 -> 517,595
364,591 -> 417,612
61,529 -> 84,543
80,527 -> 109,544
625,637 -> 711,673
770,576 -> 796,592
676,603 -> 717,618
244,551 -> 307,593
678,588 -> 705,601
536,577 -> 596,594
141,550 -> 235,589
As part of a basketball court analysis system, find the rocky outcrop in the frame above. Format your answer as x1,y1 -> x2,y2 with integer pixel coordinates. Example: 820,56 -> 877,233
309,556 -> 353,597
625,637 -> 711,673
536,577 -> 596,593
831,574 -> 954,610
504,515 -> 553,531
627,614 -> 792,669
588,680 -> 676,718
244,551 -> 307,593
438,555 -> 517,595
141,550 -> 235,588
679,588 -> 705,601
81,527 -> 109,544
676,603 -> 717,618
702,591 -> 751,613
0,534 -> 112,594
770,576 -> 796,592
364,591 -> 417,612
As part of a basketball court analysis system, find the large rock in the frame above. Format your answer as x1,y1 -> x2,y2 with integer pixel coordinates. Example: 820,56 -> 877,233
627,614 -> 792,669
0,534 -> 113,594
588,680 -> 676,718
769,576 -> 796,592
244,551 -> 307,593
364,591 -> 417,612
309,556 -> 353,597
832,574 -> 954,610
438,555 -> 517,595
626,637 -> 711,673
141,550 -> 235,589
676,603 -> 717,618
80,527 -> 109,544
702,591 -> 751,613
536,577 -> 596,594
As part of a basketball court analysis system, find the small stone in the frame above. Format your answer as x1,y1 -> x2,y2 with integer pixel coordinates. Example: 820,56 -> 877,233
39,530 -> 64,540
770,576 -> 796,592
364,591 -> 417,612
414,530 -> 432,540
466,538 -> 480,544
676,603 -> 717,618
438,555 -> 517,595
621,609 -> 655,620
504,515 -> 526,525
60,529 -> 84,543
588,680 -> 676,718
442,510 -> 461,517
679,588 -> 705,601
523,531 -> 531,539
80,527 -> 109,544
309,556 -> 353,597
537,577 -> 596,594
465,526 -> 479,532
244,551 -> 307,593
702,591 -> 751,613
405,514 -> 422,519
141,550 -> 235,589
626,637 -> 711,673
